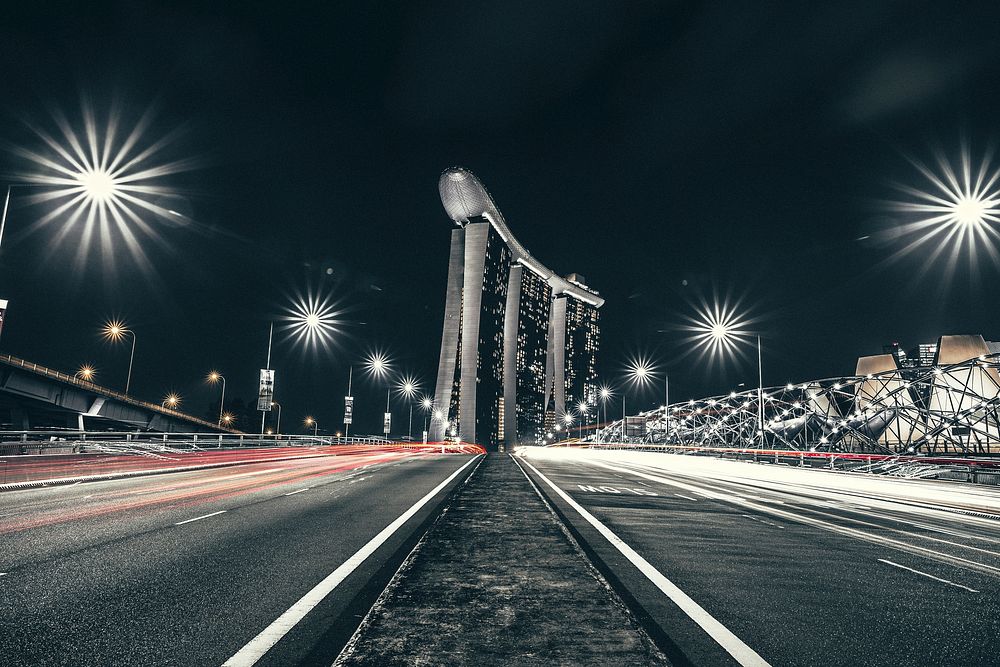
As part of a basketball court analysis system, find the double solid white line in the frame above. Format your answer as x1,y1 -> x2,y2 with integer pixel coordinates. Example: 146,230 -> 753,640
516,456 -> 771,667
222,454 -> 481,667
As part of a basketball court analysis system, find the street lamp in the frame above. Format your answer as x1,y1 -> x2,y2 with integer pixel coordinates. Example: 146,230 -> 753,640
304,416 -> 319,437
162,393 -> 181,410
102,320 -> 137,394
75,364 -> 96,382
271,401 -> 282,437
207,371 -> 226,426
597,385 -> 613,444
576,399 -> 589,439
421,397 -> 433,441
623,357 -> 656,442
221,412 -> 235,428
397,375 -> 420,440
687,302 -> 763,447
364,351 -> 392,438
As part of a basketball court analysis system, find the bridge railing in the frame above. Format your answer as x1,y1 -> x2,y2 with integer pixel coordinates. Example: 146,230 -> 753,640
0,353 -> 235,433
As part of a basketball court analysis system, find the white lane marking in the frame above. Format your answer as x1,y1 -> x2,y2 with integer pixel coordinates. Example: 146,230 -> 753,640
0,572 -> 7,577
348,476 -> 369,485
175,510 -> 227,525
284,488 -> 310,496
516,457 -> 770,667
878,558 -> 979,593
223,454 -> 482,667
742,514 -> 785,530
590,460 -> 1000,578
675,494 -> 698,501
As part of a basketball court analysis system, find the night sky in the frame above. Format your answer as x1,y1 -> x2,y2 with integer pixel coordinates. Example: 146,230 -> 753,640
2,2 -> 1000,434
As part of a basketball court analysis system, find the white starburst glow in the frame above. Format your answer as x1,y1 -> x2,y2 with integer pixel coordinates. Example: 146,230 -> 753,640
364,351 -> 392,381
397,375 -> 420,399
280,290 -> 344,354
624,356 -> 656,390
887,145 -> 1000,277
11,102 -> 197,273
682,299 -> 754,363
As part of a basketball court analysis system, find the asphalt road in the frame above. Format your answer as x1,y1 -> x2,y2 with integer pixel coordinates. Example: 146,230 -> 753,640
517,448 -> 1000,667
0,449 -> 480,666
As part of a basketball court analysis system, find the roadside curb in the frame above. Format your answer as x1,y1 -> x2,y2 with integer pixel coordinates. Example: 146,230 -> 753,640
0,452 -> 332,492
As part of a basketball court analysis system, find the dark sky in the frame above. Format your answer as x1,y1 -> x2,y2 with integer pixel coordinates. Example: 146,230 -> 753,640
2,1 -> 1000,433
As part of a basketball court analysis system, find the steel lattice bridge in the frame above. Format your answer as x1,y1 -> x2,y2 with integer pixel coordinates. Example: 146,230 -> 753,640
596,352 -> 1000,456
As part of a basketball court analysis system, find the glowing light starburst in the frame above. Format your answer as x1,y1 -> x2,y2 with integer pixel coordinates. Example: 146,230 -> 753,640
598,384 -> 613,401
102,318 -> 130,342
280,288 -> 346,354
885,144 -> 1000,281
684,301 -> 753,360
364,350 -> 392,381
10,100 -> 198,273
397,375 -> 420,400
624,356 -> 657,390
163,393 -> 181,409
76,364 -> 96,381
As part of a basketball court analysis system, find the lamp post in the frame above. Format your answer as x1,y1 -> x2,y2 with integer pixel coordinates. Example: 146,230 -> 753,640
623,358 -> 656,443
102,320 -> 137,395
364,351 -> 392,438
397,377 -> 419,441
304,416 -> 319,437
271,401 -> 282,437
421,397 -> 433,442
598,385 -> 612,444
576,399 -> 589,440
207,371 -> 226,426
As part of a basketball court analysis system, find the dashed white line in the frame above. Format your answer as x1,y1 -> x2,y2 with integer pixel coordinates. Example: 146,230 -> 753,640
174,510 -> 227,525
223,454 -> 482,667
878,558 -> 979,593
284,488 -> 310,496
742,514 -> 785,530
517,457 -> 771,667
0,572 -> 7,577
675,493 -> 698,501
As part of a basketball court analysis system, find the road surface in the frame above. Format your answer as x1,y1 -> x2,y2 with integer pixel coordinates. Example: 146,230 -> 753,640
0,448 -> 479,666
517,447 -> 1000,667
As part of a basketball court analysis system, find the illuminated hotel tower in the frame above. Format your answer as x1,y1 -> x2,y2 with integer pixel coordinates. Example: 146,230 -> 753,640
431,167 -> 604,449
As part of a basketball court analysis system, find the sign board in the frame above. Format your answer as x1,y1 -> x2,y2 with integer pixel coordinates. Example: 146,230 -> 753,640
257,369 -> 275,411
625,415 -> 647,439
383,411 -> 391,435
422,429 -> 428,444
344,396 -> 354,425
0,298 -> 8,340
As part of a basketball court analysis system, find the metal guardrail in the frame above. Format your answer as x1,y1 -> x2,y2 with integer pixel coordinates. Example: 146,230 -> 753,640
0,353 -> 236,433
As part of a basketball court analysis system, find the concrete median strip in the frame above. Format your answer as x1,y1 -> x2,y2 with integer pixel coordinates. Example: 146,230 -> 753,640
221,454 -> 482,667
517,456 -> 772,667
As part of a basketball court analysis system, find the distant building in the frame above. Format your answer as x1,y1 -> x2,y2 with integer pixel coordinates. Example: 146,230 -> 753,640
882,341 -> 937,369
431,167 -> 604,450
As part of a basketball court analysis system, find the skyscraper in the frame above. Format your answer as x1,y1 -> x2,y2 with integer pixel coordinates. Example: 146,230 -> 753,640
431,167 -> 604,449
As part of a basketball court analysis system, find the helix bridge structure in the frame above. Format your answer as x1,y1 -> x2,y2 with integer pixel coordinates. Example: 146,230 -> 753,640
595,335 -> 1000,456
